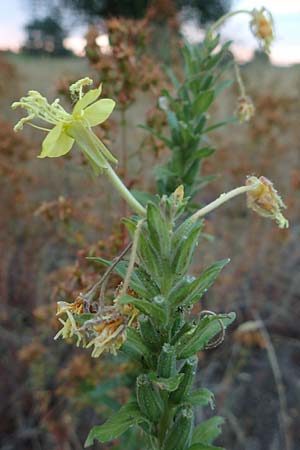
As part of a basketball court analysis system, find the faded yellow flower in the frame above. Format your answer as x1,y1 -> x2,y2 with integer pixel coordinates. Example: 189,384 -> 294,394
250,8 -> 274,54
246,176 -> 288,228
236,96 -> 255,123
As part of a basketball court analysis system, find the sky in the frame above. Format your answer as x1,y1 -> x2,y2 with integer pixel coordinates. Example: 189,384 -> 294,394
0,0 -> 300,65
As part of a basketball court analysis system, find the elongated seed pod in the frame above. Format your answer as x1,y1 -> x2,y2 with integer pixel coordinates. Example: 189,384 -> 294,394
170,356 -> 198,404
157,343 -> 176,378
163,406 -> 194,450
136,374 -> 163,423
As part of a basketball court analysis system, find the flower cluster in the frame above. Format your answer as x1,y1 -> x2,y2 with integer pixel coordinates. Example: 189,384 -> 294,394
246,176 -> 288,228
54,297 -> 138,358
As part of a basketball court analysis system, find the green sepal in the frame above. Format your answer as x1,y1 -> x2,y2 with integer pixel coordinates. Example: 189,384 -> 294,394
84,401 -> 146,446
170,356 -> 198,404
157,343 -> 176,378
148,372 -> 184,392
162,406 -> 194,450
186,388 -> 215,408
192,416 -> 225,446
176,313 -> 236,359
136,374 -> 164,423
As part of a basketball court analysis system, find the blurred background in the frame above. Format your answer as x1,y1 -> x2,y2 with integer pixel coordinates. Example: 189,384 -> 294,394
1,1 -> 300,449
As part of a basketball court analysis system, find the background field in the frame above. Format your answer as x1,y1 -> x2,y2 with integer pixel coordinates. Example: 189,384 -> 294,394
1,50 -> 300,450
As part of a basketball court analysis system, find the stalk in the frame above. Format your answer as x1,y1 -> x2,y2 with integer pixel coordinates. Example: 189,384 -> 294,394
191,183 -> 259,222
68,122 -> 146,217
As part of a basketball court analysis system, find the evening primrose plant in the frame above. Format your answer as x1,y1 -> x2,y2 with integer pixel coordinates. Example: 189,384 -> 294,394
12,6 -> 288,450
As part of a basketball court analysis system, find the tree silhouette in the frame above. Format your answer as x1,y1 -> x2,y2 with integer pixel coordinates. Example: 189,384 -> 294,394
23,15 -> 71,56
60,0 -> 231,23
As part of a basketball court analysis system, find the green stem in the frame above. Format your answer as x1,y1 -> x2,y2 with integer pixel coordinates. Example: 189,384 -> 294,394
207,9 -> 252,39
191,183 -> 259,222
68,122 -> 146,216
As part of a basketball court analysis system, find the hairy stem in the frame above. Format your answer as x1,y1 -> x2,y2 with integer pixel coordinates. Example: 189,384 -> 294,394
191,183 -> 259,221
68,122 -> 146,216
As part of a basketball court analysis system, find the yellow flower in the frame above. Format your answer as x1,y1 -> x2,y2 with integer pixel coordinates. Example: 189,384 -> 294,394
250,7 -> 274,54
246,176 -> 289,228
12,78 -> 117,166
236,96 -> 255,123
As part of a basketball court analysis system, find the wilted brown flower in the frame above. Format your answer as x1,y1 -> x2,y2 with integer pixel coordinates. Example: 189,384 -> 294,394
250,7 -> 274,54
236,96 -> 255,122
246,176 -> 288,228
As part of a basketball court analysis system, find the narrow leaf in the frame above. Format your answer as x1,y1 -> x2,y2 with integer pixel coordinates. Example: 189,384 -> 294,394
84,402 -> 145,446
192,416 -> 225,445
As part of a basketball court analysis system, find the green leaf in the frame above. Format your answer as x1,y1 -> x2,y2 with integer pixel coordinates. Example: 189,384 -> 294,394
84,401 -> 145,446
214,79 -> 233,96
131,190 -> 159,207
87,257 -> 150,299
192,416 -> 225,445
73,313 -> 95,325
120,328 -> 152,366
119,294 -> 167,325
183,259 -> 230,307
139,124 -> 172,147
187,147 -> 216,164
192,90 -> 214,115
188,444 -> 224,450
147,202 -> 171,257
172,221 -> 203,277
176,313 -> 236,359
186,388 -> 215,408
148,373 -> 184,392
203,117 -> 237,133
163,66 -> 180,89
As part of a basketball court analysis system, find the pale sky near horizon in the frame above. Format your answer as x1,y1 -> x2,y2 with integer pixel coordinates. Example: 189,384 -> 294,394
0,0 -> 300,65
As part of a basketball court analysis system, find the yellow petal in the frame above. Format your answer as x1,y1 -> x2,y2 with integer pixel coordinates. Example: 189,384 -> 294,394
73,83 -> 102,114
38,124 -> 74,158
84,98 -> 116,127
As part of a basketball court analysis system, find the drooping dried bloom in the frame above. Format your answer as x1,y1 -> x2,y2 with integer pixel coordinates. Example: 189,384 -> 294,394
246,176 -> 288,228
250,7 -> 274,54
54,297 -> 138,358
236,96 -> 255,122
54,298 -> 87,346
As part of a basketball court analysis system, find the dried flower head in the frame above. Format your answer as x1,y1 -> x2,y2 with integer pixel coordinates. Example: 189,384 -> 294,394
246,176 -> 289,228
54,297 -> 138,358
250,7 -> 274,54
236,96 -> 255,122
